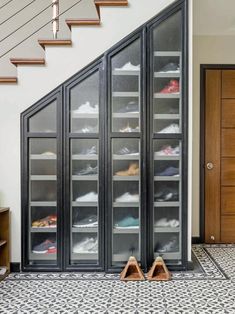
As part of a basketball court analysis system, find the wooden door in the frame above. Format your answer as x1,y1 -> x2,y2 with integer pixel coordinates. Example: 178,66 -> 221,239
205,69 -> 235,243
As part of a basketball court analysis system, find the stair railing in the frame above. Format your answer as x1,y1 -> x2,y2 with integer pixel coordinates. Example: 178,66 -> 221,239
52,0 -> 59,39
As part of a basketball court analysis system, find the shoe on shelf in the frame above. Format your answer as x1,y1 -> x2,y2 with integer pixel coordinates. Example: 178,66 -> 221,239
41,151 -> 56,156
155,166 -> 179,176
116,147 -> 139,156
117,101 -> 139,113
115,163 -> 139,176
119,123 -> 140,133
73,101 -> 99,114
79,146 -> 97,155
115,192 -> 139,202
159,79 -> 180,94
76,126 -> 98,133
73,237 -> 98,253
155,218 -> 179,228
155,145 -> 180,156
75,191 -> 98,202
32,215 -> 57,228
158,62 -> 180,73
158,123 -> 180,134
75,165 -> 98,176
115,62 -> 140,71
114,216 -> 139,228
154,190 -> 178,202
156,236 -> 179,253
32,240 -> 57,254
73,215 -> 98,228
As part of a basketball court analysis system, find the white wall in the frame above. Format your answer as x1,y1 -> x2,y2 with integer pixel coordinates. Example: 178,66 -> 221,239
192,35 -> 235,236
0,0 -> 194,263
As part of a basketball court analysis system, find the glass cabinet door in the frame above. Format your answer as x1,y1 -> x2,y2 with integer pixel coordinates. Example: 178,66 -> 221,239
65,65 -> 103,269
150,9 -> 184,265
26,96 -> 61,268
108,36 -> 143,269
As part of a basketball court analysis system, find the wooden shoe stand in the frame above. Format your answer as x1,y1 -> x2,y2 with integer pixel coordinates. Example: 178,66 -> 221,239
0,208 -> 10,281
120,256 -> 171,281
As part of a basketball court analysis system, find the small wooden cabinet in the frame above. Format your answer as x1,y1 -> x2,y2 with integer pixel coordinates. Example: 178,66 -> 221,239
0,208 -> 10,280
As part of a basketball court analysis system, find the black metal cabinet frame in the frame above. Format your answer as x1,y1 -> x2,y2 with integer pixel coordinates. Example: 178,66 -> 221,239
21,0 -> 188,272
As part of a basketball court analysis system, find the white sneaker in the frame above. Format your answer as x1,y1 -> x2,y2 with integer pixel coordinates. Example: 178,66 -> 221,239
41,151 -> 56,156
119,124 -> 140,133
168,219 -> 179,227
77,126 -> 98,133
75,192 -> 98,202
73,102 -> 98,114
115,192 -> 139,202
115,62 -> 140,71
155,218 -> 169,227
154,145 -> 180,157
73,237 -> 98,253
158,124 -> 180,134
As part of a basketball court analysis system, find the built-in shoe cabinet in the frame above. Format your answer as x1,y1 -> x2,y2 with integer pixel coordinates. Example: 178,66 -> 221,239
22,0 -> 187,271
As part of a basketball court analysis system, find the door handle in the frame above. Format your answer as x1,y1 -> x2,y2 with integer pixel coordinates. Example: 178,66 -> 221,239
206,162 -> 214,170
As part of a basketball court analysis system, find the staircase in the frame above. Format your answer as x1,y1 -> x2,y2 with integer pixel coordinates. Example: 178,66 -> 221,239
0,0 -> 128,83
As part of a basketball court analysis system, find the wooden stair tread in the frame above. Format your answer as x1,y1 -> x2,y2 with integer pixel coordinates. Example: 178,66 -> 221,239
94,0 -> 128,6
38,39 -> 72,48
0,77 -> 17,83
10,58 -> 45,66
66,19 -> 101,27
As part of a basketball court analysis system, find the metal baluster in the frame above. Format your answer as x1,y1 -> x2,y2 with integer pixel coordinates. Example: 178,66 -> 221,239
52,0 -> 59,39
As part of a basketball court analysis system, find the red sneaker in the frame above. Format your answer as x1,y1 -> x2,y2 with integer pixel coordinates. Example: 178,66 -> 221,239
160,80 -> 180,94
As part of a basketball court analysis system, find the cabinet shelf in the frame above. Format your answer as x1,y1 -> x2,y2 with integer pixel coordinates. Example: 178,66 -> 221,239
113,175 -> 139,181
113,154 -> 139,160
72,201 -> 98,207
30,154 -> 56,160
112,113 -> 139,118
154,176 -> 180,181
154,227 -> 180,233
72,175 -> 98,181
154,93 -> 180,99
154,252 -> 181,260
71,113 -> 98,119
154,72 -> 180,78
30,175 -> 57,181
112,70 -> 140,76
30,253 -> 56,260
113,202 -> 139,207
72,155 -> 98,160
112,92 -> 139,97
0,240 -> 7,248
154,51 -> 181,57
154,201 -> 180,207
154,114 -> 180,120
31,227 -> 57,233
71,253 -> 98,260
154,155 -> 180,160
113,253 -> 140,262
72,227 -> 98,233
113,227 -> 139,234
30,201 -> 57,207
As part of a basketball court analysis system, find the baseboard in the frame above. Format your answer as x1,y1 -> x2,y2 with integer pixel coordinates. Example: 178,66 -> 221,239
187,260 -> 194,270
10,262 -> 21,272
192,237 -> 201,244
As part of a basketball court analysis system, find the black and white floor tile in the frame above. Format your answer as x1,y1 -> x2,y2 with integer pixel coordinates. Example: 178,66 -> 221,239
0,245 -> 235,313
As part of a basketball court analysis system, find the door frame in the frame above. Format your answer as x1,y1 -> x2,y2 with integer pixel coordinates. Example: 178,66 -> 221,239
200,64 -> 235,243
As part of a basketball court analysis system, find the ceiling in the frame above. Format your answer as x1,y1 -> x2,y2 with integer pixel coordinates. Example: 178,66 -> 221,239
193,0 -> 235,36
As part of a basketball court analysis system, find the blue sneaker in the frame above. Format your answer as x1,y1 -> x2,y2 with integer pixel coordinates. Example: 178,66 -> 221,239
32,240 -> 57,254
156,166 -> 179,176
115,216 -> 139,228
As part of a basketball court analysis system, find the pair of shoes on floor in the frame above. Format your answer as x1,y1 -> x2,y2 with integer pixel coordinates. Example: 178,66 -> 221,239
116,101 -> 139,113
154,189 -> 178,202
73,101 -> 98,114
155,145 -> 180,156
73,215 -> 98,228
155,166 -> 179,176
73,237 -> 98,253
75,191 -> 98,202
33,239 -> 57,254
79,145 -> 97,155
115,192 -> 139,202
119,123 -> 140,133
158,123 -> 180,133
114,216 -> 139,228
75,164 -> 98,176
155,236 -> 179,253
115,163 -> 139,176
116,147 -> 139,156
155,218 -> 179,228
115,62 -> 140,71
32,215 -> 57,228
160,79 -> 180,94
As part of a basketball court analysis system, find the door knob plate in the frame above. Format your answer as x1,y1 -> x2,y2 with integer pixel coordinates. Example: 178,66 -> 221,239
206,162 -> 214,170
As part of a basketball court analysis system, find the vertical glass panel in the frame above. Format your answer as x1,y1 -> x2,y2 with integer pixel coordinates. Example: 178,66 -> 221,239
70,71 -> 99,134
153,139 -> 181,262
111,39 -> 141,133
153,11 -> 182,134
29,101 -> 57,133
70,139 -> 99,264
29,138 -> 57,263
112,139 -> 140,265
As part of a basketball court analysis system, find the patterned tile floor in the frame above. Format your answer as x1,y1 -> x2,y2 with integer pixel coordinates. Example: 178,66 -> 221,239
0,245 -> 234,313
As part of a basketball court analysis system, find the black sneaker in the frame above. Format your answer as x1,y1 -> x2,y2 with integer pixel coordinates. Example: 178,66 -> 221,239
73,215 -> 98,228
75,165 -> 98,176
116,147 -> 139,155
154,189 -> 178,202
158,62 -> 180,73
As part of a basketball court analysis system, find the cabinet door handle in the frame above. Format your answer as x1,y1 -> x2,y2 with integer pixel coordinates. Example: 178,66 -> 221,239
206,162 -> 214,170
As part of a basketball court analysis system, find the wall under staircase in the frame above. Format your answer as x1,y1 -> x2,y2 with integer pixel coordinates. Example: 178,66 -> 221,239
0,0 -> 193,264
